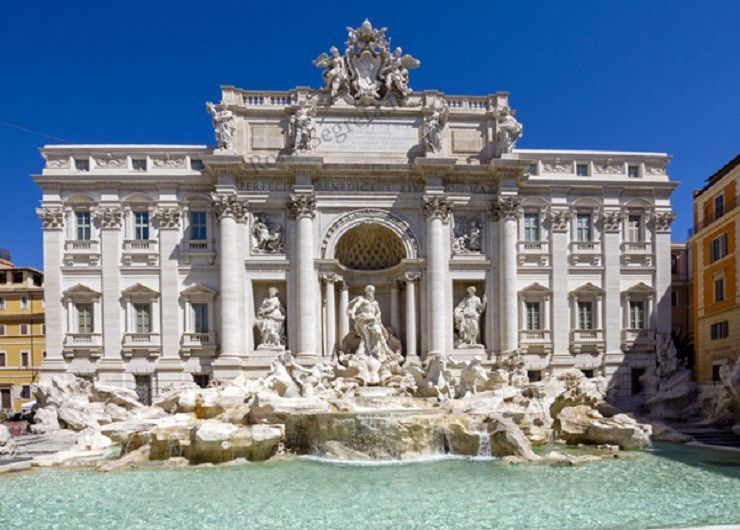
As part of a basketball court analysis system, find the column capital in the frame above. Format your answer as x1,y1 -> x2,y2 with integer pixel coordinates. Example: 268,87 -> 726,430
547,208 -> 571,232
653,211 -> 676,233
422,196 -> 453,221
489,196 -> 521,221
92,206 -> 123,230
404,272 -> 421,282
321,272 -> 340,283
152,206 -> 181,230
601,209 -> 624,233
289,193 -> 317,219
36,206 -> 65,230
212,193 -> 248,222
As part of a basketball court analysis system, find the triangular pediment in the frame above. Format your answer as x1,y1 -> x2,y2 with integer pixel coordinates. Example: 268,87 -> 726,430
180,283 -> 218,296
623,282 -> 655,294
570,282 -> 604,296
120,283 -> 159,297
62,284 -> 101,299
519,282 -> 551,294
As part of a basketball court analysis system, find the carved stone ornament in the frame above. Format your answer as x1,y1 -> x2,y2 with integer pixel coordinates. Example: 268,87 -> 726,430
206,102 -> 235,151
404,272 -> 421,282
152,207 -> 181,229
151,157 -> 186,168
594,162 -> 623,174
46,158 -> 69,169
289,193 -> 317,219
36,207 -> 64,229
654,211 -> 676,232
490,197 -> 521,221
251,215 -> 285,254
495,109 -> 523,155
601,210 -> 624,232
212,194 -> 248,222
548,209 -> 571,232
289,106 -> 316,154
312,19 -> 420,105
422,197 -> 453,221
92,206 -> 123,229
94,155 -> 126,168
452,216 -> 483,254
543,160 -> 572,173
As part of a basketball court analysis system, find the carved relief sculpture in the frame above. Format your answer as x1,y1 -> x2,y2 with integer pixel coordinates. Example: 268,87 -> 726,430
453,286 -> 487,348
36,207 -> 65,229
548,208 -> 571,232
152,207 -> 181,229
251,215 -> 285,254
496,109 -> 523,155
289,107 -> 315,153
92,206 -> 123,229
654,211 -> 676,232
206,102 -> 235,151
255,287 -> 286,350
601,210 -> 624,232
452,217 -> 483,254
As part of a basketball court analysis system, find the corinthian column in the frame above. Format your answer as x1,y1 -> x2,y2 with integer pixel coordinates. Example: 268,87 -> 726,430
338,278 -> 349,343
290,193 -> 318,359
404,272 -> 420,361
423,196 -> 453,355
323,273 -> 337,357
213,194 -> 248,370
493,196 -> 521,353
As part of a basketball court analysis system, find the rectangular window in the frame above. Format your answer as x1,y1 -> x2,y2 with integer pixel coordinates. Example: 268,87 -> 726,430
576,163 -> 589,177
193,374 -> 210,389
190,211 -> 207,241
20,324 -> 29,335
1,388 -> 11,409
0,352 -> 5,367
20,296 -> 28,309
628,165 -> 640,179
134,211 -> 149,240
191,159 -> 205,171
0,297 -> 4,310
523,213 -> 540,242
134,375 -> 152,406
528,163 -> 538,176
714,277 -> 725,302
577,301 -> 594,330
134,303 -> 152,334
671,290 -> 677,306
714,194 -> 725,220
0,324 -> 5,336
525,301 -> 541,331
76,303 -> 94,334
576,214 -> 592,242
629,300 -> 645,329
132,158 -> 147,171
20,385 -> 31,399
192,303 -> 209,333
20,351 -> 30,368
710,321 -> 729,340
13,272 -> 23,284
76,211 -> 91,241
627,215 -> 642,242
74,158 -> 89,171
631,367 -> 645,395
710,234 -> 727,262
0,271 -> 6,283
32,275 -> 42,287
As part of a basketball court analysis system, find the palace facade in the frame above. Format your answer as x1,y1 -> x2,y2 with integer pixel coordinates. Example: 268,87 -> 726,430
34,21 -> 676,406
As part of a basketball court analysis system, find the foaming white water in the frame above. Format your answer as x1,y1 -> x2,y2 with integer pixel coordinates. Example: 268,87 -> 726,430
299,454 -> 497,467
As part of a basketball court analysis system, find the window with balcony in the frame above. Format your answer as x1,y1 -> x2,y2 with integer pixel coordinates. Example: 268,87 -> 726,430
714,193 -> 725,220
714,276 -> 725,302
576,214 -> 592,242
710,234 -> 727,263
76,211 -> 92,240
525,301 -> 541,331
76,303 -> 94,334
190,211 -> 207,240
710,321 -> 729,340
192,303 -> 209,333
134,303 -> 152,334
577,301 -> 594,330
629,300 -> 645,329
523,213 -> 540,242
134,211 -> 150,240
626,215 -> 643,242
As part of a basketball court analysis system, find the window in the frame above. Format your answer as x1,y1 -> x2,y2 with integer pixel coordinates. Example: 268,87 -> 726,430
32,274 -> 42,287
527,370 -> 542,382
74,158 -> 90,171
714,194 -> 725,220
0,297 -> 4,310
76,211 -> 91,241
0,388 -> 10,409
576,163 -> 589,177
525,301 -> 541,331
13,272 -> 23,284
576,214 -> 592,242
528,163 -> 538,176
0,352 -> 5,367
134,375 -> 152,406
190,211 -> 207,241
671,290 -> 677,307
134,303 -> 152,334
132,158 -> 147,171
629,300 -> 645,329
41,323 -> 45,335
20,351 -> 30,368
191,159 -> 205,171
193,374 -> 210,388
712,364 -> 723,382
0,271 -> 5,283
627,215 -> 642,242
710,321 -> 729,340
20,385 -> 31,399
631,367 -> 645,395
710,234 -> 727,262
0,324 -> 4,336
714,277 -> 725,302
628,165 -> 640,179
671,254 -> 679,274
20,324 -> 29,336
523,213 -> 540,242
192,303 -> 209,333
577,301 -> 594,330
42,350 -> 47,359
20,296 -> 28,309
134,211 -> 149,240
76,303 -> 94,334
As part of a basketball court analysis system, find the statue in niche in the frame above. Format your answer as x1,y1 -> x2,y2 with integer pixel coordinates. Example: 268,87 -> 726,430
453,218 -> 482,254
496,109 -> 523,155
251,216 -> 285,254
254,287 -> 286,349
289,108 -> 315,153
453,286 -> 487,347
206,102 -> 235,151
346,285 -> 396,358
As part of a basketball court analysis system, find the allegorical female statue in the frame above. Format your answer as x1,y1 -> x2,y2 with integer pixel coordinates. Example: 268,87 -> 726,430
346,285 -> 394,358
453,286 -> 487,347
255,287 -> 286,349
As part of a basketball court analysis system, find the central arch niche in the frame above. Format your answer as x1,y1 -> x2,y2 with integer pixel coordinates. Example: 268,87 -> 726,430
335,224 -> 405,271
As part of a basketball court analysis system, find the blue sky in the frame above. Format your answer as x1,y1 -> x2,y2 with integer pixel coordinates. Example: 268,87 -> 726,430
1,0 -> 738,269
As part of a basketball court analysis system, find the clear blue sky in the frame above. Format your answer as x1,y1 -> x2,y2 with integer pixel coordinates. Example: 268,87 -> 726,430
1,0 -> 738,270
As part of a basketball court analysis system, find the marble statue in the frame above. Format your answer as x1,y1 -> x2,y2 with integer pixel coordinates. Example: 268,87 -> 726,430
289,108 -> 315,153
312,46 -> 349,101
453,218 -> 482,254
453,286 -> 487,347
346,285 -> 395,358
496,109 -> 523,154
251,216 -> 284,254
254,287 -> 286,349
206,102 -> 235,151
380,47 -> 419,99
423,111 -> 444,153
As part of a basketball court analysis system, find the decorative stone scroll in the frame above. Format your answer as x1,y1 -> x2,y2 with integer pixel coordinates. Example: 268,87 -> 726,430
601,210 -> 624,233
206,102 -> 235,151
92,206 -> 123,229
94,155 -> 126,169
289,193 -> 317,219
422,197 -> 453,221
151,157 -> 186,169
152,207 -> 181,229
46,158 -> 70,169
653,211 -> 676,232
36,207 -> 65,229
547,209 -> 571,232
542,160 -> 572,173
489,197 -> 521,221
212,194 -> 248,222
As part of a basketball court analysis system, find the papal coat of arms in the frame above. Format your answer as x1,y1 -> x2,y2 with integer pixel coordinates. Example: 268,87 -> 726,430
312,19 -> 420,105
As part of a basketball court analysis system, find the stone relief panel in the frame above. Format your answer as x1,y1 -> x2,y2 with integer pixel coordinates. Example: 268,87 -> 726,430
594,162 -> 623,174
94,155 -> 126,169
542,160 -> 572,173
451,129 -> 483,154
452,216 -> 483,254
251,214 -> 285,255
250,126 -> 285,150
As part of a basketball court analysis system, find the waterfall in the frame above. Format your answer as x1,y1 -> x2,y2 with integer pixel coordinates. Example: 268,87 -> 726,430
476,430 -> 491,458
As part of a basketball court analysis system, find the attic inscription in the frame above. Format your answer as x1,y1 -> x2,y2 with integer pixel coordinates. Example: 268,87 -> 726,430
315,120 -> 418,152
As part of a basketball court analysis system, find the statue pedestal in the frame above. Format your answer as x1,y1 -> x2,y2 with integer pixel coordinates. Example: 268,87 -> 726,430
451,346 -> 487,362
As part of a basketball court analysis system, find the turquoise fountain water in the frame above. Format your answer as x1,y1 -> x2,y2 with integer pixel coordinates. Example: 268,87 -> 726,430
1,443 -> 738,529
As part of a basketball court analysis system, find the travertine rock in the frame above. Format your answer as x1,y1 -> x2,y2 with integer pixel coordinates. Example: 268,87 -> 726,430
91,383 -> 142,410
557,406 -> 651,450
488,417 -> 539,461
0,424 -> 10,446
